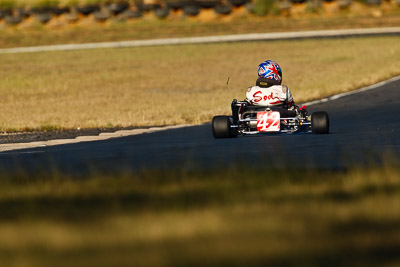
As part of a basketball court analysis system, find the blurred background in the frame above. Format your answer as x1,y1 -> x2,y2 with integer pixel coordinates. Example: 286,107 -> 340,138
0,0 -> 399,29
0,1 -> 400,267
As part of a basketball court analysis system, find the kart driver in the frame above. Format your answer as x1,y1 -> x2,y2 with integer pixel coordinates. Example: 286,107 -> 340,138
246,60 -> 295,108
231,60 -> 307,122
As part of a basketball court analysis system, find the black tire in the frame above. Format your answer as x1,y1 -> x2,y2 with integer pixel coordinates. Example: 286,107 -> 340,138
76,5 -> 100,16
93,11 -> 110,22
166,1 -> 190,9
136,3 -> 161,12
18,8 -> 32,19
154,7 -> 170,18
229,0 -> 250,7
195,0 -> 219,9
4,15 -> 23,25
32,7 -> 69,16
366,0 -> 381,4
311,111 -> 329,134
214,4 -> 233,15
212,116 -> 237,138
34,13 -> 51,24
0,9 -> 12,19
106,3 -> 130,15
183,5 -> 201,16
123,10 -> 142,19
50,7 -> 71,16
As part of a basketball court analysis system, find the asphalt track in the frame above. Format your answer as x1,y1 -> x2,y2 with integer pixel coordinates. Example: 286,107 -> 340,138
0,78 -> 399,175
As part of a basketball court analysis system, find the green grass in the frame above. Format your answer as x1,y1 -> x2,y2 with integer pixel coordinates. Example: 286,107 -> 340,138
0,36 -> 399,131
0,165 -> 399,266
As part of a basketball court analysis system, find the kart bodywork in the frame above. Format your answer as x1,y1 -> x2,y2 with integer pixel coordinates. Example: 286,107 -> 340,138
212,99 -> 329,138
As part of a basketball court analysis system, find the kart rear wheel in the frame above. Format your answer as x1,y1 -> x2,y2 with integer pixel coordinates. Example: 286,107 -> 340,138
212,116 -> 237,138
311,111 -> 329,134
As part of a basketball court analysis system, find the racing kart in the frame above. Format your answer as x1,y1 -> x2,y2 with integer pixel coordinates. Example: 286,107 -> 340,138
212,99 -> 329,138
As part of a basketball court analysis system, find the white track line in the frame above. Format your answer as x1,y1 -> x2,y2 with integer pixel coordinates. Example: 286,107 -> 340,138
0,27 -> 399,54
302,75 -> 400,106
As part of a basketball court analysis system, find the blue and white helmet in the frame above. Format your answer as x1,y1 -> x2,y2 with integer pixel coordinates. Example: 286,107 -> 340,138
257,60 -> 283,84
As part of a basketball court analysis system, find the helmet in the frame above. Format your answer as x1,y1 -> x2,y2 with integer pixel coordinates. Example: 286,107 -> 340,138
257,60 -> 282,84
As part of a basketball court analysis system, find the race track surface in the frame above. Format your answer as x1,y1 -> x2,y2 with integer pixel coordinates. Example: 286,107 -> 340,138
2,27 -> 399,54
1,78 -> 399,175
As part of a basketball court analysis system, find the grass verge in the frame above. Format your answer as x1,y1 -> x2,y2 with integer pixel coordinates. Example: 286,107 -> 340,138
1,12 -> 400,48
0,165 -> 399,266
0,36 -> 399,131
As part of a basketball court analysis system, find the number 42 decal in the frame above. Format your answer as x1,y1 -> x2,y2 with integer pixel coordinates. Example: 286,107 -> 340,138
257,111 -> 280,132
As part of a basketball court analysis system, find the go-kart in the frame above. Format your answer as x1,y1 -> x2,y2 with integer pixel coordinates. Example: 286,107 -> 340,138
212,99 -> 329,138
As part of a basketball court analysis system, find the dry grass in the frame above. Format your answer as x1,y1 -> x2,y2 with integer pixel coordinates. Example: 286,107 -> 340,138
0,36 -> 399,131
1,12 -> 400,48
0,165 -> 399,266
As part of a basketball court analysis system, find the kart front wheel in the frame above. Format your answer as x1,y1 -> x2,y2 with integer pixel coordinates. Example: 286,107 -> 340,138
311,111 -> 329,134
212,116 -> 237,138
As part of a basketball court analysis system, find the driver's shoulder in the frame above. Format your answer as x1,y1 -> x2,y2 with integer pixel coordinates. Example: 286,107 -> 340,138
248,84 -> 287,91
